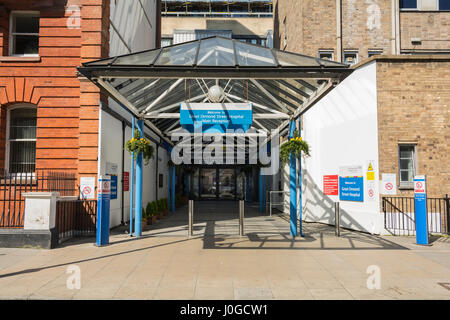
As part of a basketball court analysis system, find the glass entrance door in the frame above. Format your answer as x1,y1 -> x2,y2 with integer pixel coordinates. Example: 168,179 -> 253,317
200,168 -> 217,199
218,169 -> 236,200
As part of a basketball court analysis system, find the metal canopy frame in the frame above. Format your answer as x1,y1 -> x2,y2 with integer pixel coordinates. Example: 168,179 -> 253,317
78,36 -> 352,147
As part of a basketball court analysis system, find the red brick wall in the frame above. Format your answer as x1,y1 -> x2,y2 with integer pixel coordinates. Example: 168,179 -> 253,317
0,0 -> 110,184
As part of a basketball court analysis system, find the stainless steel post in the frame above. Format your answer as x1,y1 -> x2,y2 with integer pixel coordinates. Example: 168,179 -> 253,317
335,202 -> 340,237
239,200 -> 244,237
269,191 -> 272,217
188,200 -> 194,237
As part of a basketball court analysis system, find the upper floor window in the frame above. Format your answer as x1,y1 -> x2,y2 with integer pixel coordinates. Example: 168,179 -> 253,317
368,50 -> 383,57
7,106 -> 37,174
319,50 -> 334,61
9,12 -> 40,56
398,144 -> 416,188
343,51 -> 358,66
400,0 -> 418,9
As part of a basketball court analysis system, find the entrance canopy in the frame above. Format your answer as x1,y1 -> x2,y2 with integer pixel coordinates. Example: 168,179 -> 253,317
78,36 -> 352,146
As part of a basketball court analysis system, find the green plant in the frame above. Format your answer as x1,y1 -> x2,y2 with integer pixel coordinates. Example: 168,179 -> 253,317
150,201 -> 158,216
125,129 -> 155,165
146,202 -> 152,217
280,129 -> 310,164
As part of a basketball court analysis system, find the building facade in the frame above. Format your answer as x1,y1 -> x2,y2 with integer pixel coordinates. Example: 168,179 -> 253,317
274,0 -> 450,234
161,0 -> 274,47
0,0 -> 165,234
274,0 -> 450,64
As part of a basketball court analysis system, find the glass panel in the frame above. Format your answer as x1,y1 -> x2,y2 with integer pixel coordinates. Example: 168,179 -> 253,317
13,35 -> 39,55
155,42 -> 199,66
274,50 -> 320,67
197,38 -> 235,66
10,108 -> 36,139
400,0 -> 417,9
113,49 -> 160,65
200,169 -> 217,199
439,0 -> 450,10
235,41 -> 276,67
14,15 -> 39,33
400,170 -> 413,183
9,141 -> 36,173
219,169 -> 235,199
83,57 -> 115,66
400,159 -> 413,170
400,146 -> 414,159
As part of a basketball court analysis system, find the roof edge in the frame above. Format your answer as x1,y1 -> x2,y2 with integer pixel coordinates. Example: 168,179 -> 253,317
352,54 -> 450,69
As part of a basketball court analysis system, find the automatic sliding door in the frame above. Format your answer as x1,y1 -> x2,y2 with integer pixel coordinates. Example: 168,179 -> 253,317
218,169 -> 235,200
200,169 -> 217,199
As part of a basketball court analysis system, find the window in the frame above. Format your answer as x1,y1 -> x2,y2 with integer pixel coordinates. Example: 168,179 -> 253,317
319,50 -> 334,61
9,12 -> 40,56
161,37 -> 173,48
7,106 -> 37,174
398,145 -> 416,188
159,174 -> 164,188
400,0 -> 418,9
343,51 -> 358,65
368,50 -> 383,57
439,0 -> 450,10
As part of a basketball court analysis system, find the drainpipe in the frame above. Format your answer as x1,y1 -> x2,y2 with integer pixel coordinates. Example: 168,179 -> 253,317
155,145 -> 158,201
121,120 -> 125,225
395,0 -> 400,54
97,100 -> 103,191
336,0 -> 342,62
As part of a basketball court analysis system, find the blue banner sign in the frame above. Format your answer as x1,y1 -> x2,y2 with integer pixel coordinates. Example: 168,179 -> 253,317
414,175 -> 428,245
339,177 -> 364,202
180,103 -> 252,133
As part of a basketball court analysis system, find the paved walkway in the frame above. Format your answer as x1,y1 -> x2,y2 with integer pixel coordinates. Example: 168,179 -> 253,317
0,202 -> 449,300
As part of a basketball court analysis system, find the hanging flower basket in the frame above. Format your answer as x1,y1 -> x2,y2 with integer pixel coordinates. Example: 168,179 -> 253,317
125,129 -> 155,165
280,129 -> 310,164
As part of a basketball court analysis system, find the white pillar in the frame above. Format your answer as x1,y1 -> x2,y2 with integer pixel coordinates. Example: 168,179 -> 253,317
23,192 -> 59,231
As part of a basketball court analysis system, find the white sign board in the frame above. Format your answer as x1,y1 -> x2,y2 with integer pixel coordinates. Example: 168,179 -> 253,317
339,165 -> 363,177
80,177 -> 96,199
414,175 -> 426,194
381,173 -> 397,195
106,162 -> 118,175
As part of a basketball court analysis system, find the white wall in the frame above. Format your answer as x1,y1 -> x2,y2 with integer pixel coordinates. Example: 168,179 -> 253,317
301,61 -> 384,234
96,0 -> 169,228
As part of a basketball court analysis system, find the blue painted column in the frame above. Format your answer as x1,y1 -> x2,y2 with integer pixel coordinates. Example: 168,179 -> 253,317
134,119 -> 144,237
129,117 -> 135,236
289,121 -> 297,237
170,166 -> 176,213
298,119 -> 304,237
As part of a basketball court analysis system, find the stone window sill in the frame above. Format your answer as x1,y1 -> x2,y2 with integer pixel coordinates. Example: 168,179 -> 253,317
0,56 -> 41,62
398,185 -> 414,190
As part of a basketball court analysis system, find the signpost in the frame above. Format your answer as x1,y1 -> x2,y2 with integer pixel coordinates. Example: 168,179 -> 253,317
80,177 -> 95,199
414,175 -> 428,246
123,172 -> 129,192
96,175 -> 111,246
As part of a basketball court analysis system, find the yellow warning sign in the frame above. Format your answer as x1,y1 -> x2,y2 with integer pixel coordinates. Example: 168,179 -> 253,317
368,163 -> 374,171
367,172 -> 375,181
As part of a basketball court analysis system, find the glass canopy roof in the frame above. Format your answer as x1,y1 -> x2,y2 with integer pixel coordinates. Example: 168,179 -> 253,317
78,36 -> 352,147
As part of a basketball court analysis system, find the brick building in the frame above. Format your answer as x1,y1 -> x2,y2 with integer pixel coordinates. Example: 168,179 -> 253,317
0,0 -> 164,236
274,0 -> 450,64
273,0 -> 449,235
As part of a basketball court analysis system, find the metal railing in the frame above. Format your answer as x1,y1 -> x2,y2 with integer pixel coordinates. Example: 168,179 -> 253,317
0,170 -> 77,228
383,196 -> 450,235
162,11 -> 273,18
55,199 -> 97,243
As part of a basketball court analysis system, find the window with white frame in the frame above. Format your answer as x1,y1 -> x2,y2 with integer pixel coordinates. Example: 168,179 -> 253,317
398,144 -> 417,188
7,106 -> 37,174
343,51 -> 358,65
9,11 -> 40,56
319,50 -> 334,61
